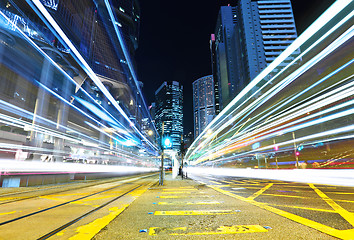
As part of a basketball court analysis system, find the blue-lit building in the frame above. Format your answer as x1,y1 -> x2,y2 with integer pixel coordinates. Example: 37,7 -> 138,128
213,0 -> 299,110
193,75 -> 215,137
0,0 -> 158,165
155,81 -> 183,154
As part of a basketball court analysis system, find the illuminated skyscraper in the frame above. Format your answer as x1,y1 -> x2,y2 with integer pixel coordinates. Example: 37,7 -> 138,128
193,75 -> 215,137
213,0 -> 299,110
155,81 -> 183,153
0,0 -> 158,164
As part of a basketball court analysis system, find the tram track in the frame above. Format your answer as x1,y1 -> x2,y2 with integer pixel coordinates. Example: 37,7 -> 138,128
0,173 -> 158,240
37,183 -> 144,240
0,173 -> 157,205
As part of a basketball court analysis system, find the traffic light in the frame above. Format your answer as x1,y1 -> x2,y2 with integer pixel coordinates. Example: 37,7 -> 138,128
162,136 -> 172,149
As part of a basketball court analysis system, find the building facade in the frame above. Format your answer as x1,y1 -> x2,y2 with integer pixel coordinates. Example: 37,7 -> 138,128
210,34 -> 220,115
213,0 -> 299,111
193,75 -> 215,137
155,81 -> 183,154
0,0 -> 159,164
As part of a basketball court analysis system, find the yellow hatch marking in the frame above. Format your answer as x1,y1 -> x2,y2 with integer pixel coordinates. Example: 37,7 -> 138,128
158,195 -> 213,198
149,225 -> 267,236
154,210 -> 237,215
209,185 -> 354,240
209,180 -> 222,185
158,201 -> 221,205
261,193 -> 310,199
247,183 -> 273,200
309,184 -> 354,227
337,199 -> 354,204
255,193 -> 354,203
162,188 -> 195,191
326,192 -> 354,195
160,192 -> 192,194
268,204 -> 336,213
0,211 -> 17,216
158,196 -> 186,199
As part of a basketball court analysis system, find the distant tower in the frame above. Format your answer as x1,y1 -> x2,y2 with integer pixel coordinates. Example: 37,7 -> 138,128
213,0 -> 299,110
155,81 -> 183,153
193,75 -> 215,137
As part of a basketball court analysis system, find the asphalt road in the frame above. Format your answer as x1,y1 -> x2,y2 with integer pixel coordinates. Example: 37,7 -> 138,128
0,172 -> 353,239
94,173 -> 353,239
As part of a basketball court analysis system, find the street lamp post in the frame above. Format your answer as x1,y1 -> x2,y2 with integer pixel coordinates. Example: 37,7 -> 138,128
292,132 -> 299,168
159,122 -> 165,185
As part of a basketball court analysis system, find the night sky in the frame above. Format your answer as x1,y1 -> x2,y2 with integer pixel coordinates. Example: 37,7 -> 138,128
135,0 -> 336,135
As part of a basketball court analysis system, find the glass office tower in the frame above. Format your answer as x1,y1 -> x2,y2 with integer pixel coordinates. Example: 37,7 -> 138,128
193,75 -> 215,137
213,0 -> 299,110
0,0 -> 158,165
155,81 -> 183,154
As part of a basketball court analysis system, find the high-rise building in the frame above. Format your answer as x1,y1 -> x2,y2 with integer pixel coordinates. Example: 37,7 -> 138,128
210,34 -> 220,115
213,0 -> 299,111
193,75 -> 215,137
155,81 -> 183,153
0,0 -> 159,163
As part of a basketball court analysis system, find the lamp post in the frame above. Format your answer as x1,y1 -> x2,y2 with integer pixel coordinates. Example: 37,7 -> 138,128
159,123 -> 172,185
292,132 -> 299,168
159,122 -> 164,185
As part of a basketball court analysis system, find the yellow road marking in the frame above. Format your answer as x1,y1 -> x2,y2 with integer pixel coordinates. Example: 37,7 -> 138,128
158,196 -> 186,199
160,192 -> 192,194
149,225 -> 267,236
68,184 -> 151,240
0,211 -> 17,216
68,205 -> 129,240
309,184 -> 354,227
209,180 -> 222,185
209,185 -> 354,240
248,192 -> 354,203
267,204 -> 337,213
326,192 -> 354,195
162,188 -> 195,191
154,210 -> 238,215
261,193 -> 310,199
337,199 -> 354,203
39,196 -> 67,202
222,181 -> 235,184
0,197 -> 22,201
159,195 -> 213,198
247,183 -> 273,200
158,201 -> 221,205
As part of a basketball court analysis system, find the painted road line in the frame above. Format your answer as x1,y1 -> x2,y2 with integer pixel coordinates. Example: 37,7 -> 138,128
309,184 -> 354,227
208,185 -> 354,240
231,187 -> 246,190
209,180 -> 222,185
149,225 -> 268,236
162,189 -> 195,191
68,184 -> 152,240
267,203 -> 336,213
0,211 -> 17,216
261,193 -> 310,199
336,199 -> 354,204
326,192 -> 354,195
247,183 -> 273,200
259,193 -> 354,203
154,210 -> 239,215
157,201 -> 221,205
158,195 -> 214,199
68,205 -> 129,240
160,192 -> 192,194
